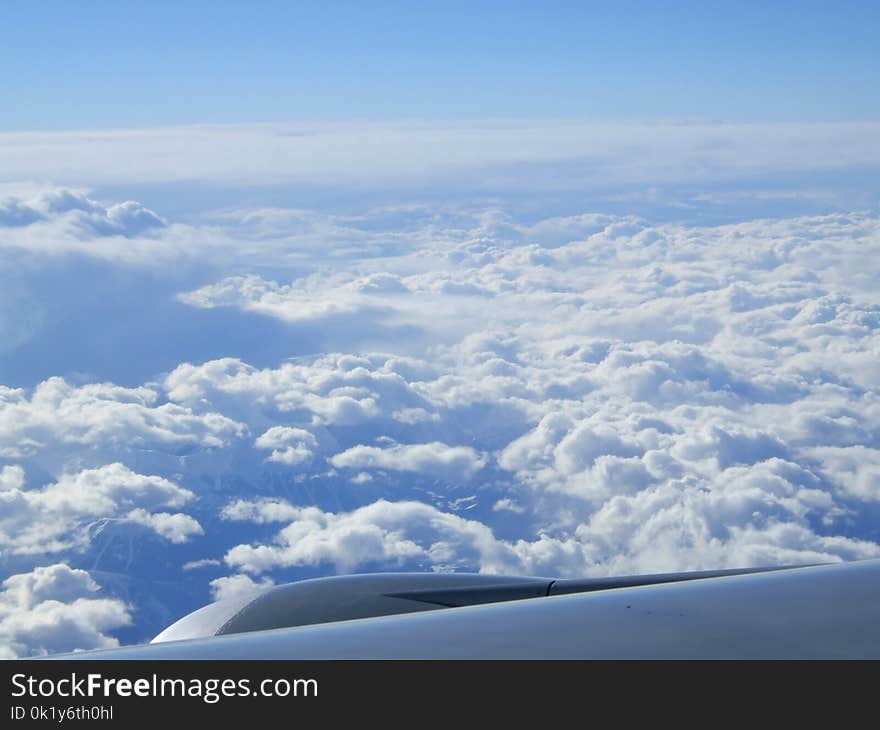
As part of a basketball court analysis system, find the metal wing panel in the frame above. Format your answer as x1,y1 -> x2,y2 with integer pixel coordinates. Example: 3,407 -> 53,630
50,559 -> 880,659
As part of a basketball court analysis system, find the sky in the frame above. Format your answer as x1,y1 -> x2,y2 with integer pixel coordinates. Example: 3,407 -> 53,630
2,1 -> 880,129
0,3 -> 878,658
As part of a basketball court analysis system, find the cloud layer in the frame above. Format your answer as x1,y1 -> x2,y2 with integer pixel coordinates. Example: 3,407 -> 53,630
0,172 -> 878,654
166,206 -> 880,578
2,121 -> 879,190
0,463 -> 202,555
0,564 -> 130,658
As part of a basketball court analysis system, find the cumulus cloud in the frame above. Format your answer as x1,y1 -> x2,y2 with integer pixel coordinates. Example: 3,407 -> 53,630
1,160 -> 879,651
803,446 -> 880,502
0,463 -> 202,555
124,509 -> 204,544
221,498 -> 523,575
0,376 -> 245,463
0,187 -> 176,260
180,275 -> 386,323
169,205 -> 880,580
0,464 -> 24,491
163,354 -> 431,428
0,188 -> 165,234
0,564 -> 131,658
254,426 -> 317,465
209,574 -> 275,603
221,460 -> 878,578
329,442 -> 486,481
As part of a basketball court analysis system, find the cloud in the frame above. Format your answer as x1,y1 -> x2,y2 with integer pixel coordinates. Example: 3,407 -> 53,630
0,564 -> 131,658
37,208 -> 880,581
182,558 -> 221,571
803,446 -> 880,502
673,425 -> 789,469
221,498 -> 524,575
209,574 -> 275,603
563,458 -> 879,574
0,161 -> 879,652
329,442 -> 486,481
152,204 -> 879,580
553,424 -> 643,474
124,509 -> 204,544
0,463 -> 202,555
254,426 -> 318,465
180,275 -> 385,323
0,465 -> 24,490
222,499 -> 300,525
0,187 -> 171,260
163,354 -> 431,428
221,470 -> 879,579
22,188 -> 166,236
1,121 -> 878,190
0,376 -> 245,463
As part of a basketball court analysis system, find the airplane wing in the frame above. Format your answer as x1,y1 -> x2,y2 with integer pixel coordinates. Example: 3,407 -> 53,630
47,559 -> 880,659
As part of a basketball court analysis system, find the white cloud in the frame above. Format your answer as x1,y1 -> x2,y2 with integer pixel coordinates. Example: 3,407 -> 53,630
329,442 -> 486,481
0,188 -> 165,235
1,155 -> 879,651
0,376 -> 245,463
180,275 -> 387,323
222,498 -> 523,575
163,354 -> 430,428
148,205 -> 879,580
254,426 -> 318,465
124,509 -> 204,544
1,121 -> 878,189
493,498 -> 525,514
562,457 -> 879,575
0,463 -> 202,554
0,464 -> 24,491
0,564 -> 131,658
553,424 -> 643,474
0,187 -> 179,261
182,558 -> 221,571
209,574 -> 275,603
803,446 -> 880,502
221,474 -> 878,579
221,498 -> 301,525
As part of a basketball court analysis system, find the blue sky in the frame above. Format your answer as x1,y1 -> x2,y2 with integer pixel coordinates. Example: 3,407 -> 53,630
2,1 -> 879,129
